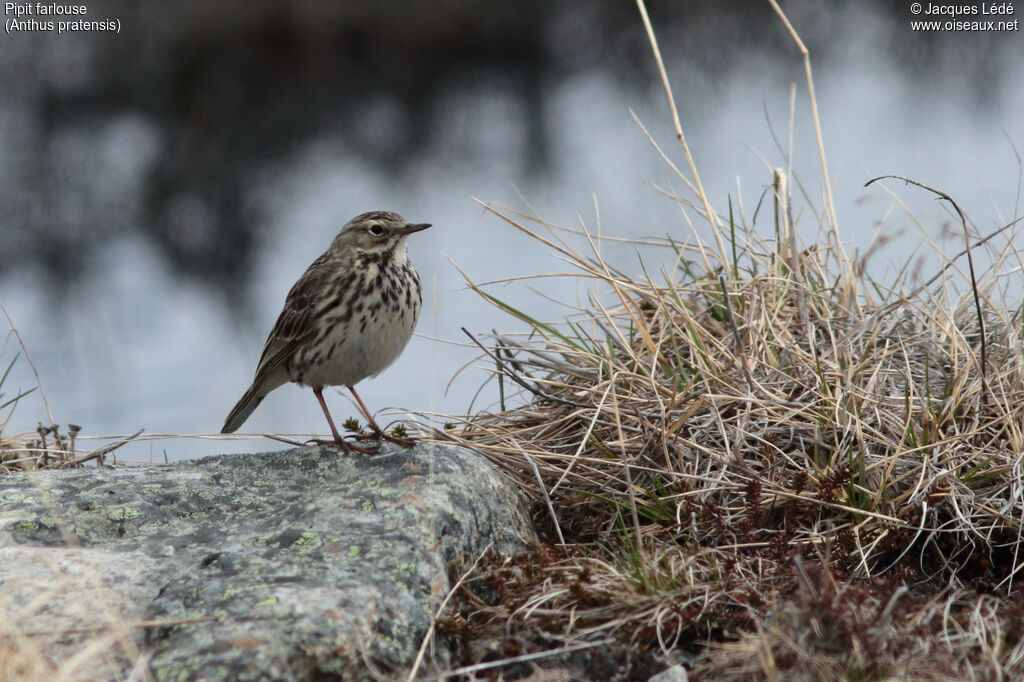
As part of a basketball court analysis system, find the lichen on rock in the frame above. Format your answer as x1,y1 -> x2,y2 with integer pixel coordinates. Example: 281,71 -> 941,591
0,442 -> 535,681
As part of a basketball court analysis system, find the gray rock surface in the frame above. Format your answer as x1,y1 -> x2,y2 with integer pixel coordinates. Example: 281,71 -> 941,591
0,442 -> 535,681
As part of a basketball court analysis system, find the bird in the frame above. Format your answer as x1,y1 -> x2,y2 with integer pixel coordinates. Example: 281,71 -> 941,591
221,210 -> 431,449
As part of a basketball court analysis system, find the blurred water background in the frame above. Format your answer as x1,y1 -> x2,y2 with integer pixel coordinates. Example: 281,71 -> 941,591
1,1 -> 1022,461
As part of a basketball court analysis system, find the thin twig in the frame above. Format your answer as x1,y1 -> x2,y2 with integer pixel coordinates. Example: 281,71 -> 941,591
767,1 -> 842,259
406,542 -> 492,681
496,339 -> 508,412
438,641 -> 606,679
263,433 -> 306,447
461,327 -> 590,409
718,273 -> 757,395
634,0 -> 728,271
609,372 -> 643,549
1,304 -> 55,425
879,218 -> 1021,313
59,429 -> 145,468
22,615 -> 220,636
865,175 -> 988,405
515,438 -> 565,544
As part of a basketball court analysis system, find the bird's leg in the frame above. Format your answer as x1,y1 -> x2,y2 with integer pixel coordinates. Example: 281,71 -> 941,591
345,385 -> 383,433
314,387 -> 345,445
347,385 -> 415,447
309,387 -> 377,453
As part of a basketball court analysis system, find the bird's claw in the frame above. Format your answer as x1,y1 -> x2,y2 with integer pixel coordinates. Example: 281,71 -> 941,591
307,429 -> 414,452
353,430 -> 416,448
306,437 -> 379,454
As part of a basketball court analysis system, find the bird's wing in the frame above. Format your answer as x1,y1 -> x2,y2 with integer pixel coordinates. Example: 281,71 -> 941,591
251,254 -> 334,383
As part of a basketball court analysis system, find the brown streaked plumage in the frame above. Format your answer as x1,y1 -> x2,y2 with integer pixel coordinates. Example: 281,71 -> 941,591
221,210 -> 431,447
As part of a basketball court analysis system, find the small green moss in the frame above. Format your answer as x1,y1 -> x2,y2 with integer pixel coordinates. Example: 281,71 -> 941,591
295,531 -> 323,555
217,587 -> 241,602
107,506 -> 142,521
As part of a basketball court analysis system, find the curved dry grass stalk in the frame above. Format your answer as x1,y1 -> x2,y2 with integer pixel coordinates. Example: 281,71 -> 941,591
435,191 -> 1024,676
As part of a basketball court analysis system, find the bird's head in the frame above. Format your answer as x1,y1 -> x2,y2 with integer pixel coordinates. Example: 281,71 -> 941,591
331,211 -> 431,257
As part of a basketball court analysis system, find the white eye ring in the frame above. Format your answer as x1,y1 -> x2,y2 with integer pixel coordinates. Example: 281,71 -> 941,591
368,224 -> 385,236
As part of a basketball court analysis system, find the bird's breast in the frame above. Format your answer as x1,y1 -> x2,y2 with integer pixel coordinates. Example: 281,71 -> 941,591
288,260 -> 422,388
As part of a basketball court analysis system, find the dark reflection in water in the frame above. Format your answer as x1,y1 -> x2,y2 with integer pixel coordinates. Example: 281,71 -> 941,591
5,0 -> 1011,297
6,0 -> 571,296
1,0 -> 1021,460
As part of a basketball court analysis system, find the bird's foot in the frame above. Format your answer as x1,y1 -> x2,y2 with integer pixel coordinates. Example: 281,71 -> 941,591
354,430 -> 416,448
382,433 -> 416,448
307,437 -> 380,454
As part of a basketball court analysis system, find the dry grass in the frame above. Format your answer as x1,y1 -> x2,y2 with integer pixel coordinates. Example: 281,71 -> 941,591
2,303 -> 94,471
435,184 -> 1024,678
428,5 -> 1024,678
1,309 -> 142,473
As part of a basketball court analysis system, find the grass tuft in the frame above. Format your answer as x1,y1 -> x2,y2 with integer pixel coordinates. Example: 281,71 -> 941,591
436,186 -> 1024,677
430,4 -> 1024,668
1,308 -> 141,473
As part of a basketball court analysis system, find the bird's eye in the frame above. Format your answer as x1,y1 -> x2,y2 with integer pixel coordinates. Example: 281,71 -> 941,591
368,224 -> 385,236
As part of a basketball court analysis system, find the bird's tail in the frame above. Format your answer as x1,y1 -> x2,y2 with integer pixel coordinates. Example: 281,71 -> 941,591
221,384 -> 266,434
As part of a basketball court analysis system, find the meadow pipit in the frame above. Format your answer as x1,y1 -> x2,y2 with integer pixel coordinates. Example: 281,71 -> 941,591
221,210 -> 431,448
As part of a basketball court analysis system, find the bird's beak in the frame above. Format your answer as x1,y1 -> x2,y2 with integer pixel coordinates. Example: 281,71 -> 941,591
400,222 -> 432,235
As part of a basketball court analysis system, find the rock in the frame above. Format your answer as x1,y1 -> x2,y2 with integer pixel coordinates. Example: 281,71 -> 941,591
648,664 -> 689,682
0,442 -> 536,681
